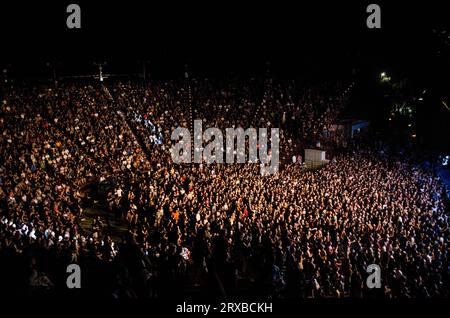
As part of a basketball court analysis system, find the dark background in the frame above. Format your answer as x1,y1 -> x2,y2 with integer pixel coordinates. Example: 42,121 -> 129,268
0,1 -> 447,77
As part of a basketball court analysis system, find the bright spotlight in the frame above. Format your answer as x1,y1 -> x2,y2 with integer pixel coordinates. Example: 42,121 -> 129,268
443,155 -> 449,166
380,72 -> 390,82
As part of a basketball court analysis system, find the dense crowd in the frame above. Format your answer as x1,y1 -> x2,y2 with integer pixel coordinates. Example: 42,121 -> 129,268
0,79 -> 448,299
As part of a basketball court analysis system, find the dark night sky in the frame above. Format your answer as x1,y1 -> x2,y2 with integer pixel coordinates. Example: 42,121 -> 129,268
0,1 -> 447,78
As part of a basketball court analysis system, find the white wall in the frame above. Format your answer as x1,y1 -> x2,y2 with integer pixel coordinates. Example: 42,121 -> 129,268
305,149 -> 326,162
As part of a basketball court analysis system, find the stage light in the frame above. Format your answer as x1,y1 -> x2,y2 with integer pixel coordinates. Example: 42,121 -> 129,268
380,72 -> 390,82
443,155 -> 449,166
